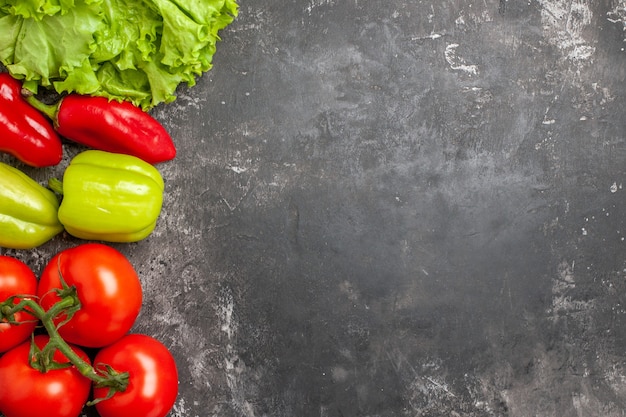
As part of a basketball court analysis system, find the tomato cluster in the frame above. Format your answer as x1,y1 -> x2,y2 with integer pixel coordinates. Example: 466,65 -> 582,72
0,243 -> 178,417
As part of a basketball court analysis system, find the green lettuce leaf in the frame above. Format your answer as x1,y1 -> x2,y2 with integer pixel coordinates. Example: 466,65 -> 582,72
0,0 -> 238,109
0,1 -> 101,89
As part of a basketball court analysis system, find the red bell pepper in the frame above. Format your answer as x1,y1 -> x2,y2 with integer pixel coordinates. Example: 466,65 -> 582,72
25,94 -> 176,165
0,73 -> 63,167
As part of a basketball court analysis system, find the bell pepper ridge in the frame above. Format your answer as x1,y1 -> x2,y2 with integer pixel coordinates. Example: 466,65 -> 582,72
54,150 -> 165,243
0,162 -> 64,249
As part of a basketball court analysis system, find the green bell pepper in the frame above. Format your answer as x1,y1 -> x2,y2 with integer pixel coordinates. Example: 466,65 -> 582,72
50,150 -> 164,243
0,162 -> 64,249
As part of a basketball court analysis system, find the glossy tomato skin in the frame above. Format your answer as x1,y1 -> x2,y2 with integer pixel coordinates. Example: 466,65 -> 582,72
93,334 -> 179,417
0,335 -> 91,417
0,256 -> 38,353
37,243 -> 143,348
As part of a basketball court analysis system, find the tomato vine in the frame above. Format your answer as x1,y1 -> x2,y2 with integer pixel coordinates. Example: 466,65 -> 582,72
0,288 -> 129,394
0,246 -> 178,417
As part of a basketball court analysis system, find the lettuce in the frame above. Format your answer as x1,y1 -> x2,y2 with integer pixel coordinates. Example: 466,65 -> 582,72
0,0 -> 238,109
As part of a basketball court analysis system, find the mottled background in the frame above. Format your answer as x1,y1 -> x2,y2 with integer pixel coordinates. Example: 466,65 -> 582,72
2,0 -> 626,416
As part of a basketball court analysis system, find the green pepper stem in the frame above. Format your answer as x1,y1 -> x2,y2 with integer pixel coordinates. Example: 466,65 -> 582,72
48,177 -> 64,196
5,297 -> 128,391
21,91 -> 61,122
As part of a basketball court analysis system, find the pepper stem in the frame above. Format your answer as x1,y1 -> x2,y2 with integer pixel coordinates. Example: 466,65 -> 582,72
48,177 -> 64,196
21,90 -> 61,122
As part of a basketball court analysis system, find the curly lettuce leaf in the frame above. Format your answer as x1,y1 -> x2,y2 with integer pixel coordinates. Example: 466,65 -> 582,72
0,1 -> 101,90
0,0 -> 84,20
0,0 -> 238,109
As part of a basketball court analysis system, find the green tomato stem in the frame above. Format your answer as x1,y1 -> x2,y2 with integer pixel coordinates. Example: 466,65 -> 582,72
5,296 -> 128,391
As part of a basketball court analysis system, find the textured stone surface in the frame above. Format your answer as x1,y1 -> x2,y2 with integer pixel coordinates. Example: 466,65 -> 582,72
2,1 -> 626,416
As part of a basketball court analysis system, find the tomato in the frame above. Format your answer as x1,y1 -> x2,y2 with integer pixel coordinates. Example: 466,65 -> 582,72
0,256 -> 38,353
93,334 -> 179,417
0,335 -> 91,417
37,243 -> 143,348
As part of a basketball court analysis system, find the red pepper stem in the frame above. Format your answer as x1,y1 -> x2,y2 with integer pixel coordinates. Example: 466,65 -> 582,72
22,91 -> 60,122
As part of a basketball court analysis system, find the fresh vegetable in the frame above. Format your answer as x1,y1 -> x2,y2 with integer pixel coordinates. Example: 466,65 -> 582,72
0,335 -> 92,417
92,334 -> 179,417
0,72 -> 63,167
37,243 -> 143,348
1,260 -> 133,394
0,161 -> 63,249
49,150 -> 164,243
0,0 -> 239,110
0,244 -> 179,417
0,256 -> 38,353
25,93 -> 176,164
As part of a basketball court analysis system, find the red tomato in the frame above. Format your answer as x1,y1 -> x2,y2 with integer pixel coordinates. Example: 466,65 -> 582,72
0,335 -> 91,417
0,256 -> 38,353
37,243 -> 143,348
93,334 -> 179,417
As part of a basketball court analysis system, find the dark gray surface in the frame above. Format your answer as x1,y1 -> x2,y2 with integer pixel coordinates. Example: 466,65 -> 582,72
3,0 -> 626,416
